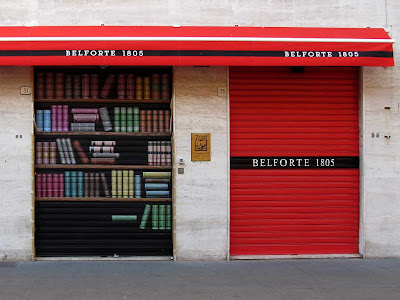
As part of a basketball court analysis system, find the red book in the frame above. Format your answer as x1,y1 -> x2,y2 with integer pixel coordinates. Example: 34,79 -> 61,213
36,174 -> 42,197
118,74 -> 126,99
81,74 -> 90,99
42,174 -> 47,197
62,105 -> 69,131
126,74 -> 135,99
90,158 -> 116,165
47,173 -> 53,197
55,72 -> 64,99
73,74 -> 81,99
152,110 -> 159,132
53,174 -> 59,197
146,110 -> 153,132
140,110 -> 146,132
100,74 -> 115,99
72,140 -> 89,164
59,174 -> 65,197
42,142 -> 50,164
165,110 -> 170,132
159,110 -> 165,132
45,72 -> 55,99
56,105 -> 63,131
35,72 -> 45,99
65,74 -> 72,99
90,74 -> 99,99
49,142 -> 57,164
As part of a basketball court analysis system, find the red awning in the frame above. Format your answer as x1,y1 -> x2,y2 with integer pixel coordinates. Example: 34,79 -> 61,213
0,26 -> 394,66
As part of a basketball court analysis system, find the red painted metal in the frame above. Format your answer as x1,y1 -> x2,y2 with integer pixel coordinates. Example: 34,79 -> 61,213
0,26 -> 393,66
229,67 -> 360,256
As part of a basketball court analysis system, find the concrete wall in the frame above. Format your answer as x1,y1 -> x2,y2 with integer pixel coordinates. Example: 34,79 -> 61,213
0,0 -> 399,259
0,67 -> 33,260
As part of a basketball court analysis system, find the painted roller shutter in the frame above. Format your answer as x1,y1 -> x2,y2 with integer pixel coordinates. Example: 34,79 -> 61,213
230,67 -> 359,256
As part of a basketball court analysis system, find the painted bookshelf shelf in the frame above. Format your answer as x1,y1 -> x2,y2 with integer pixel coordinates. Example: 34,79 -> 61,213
35,131 -> 172,137
35,197 -> 172,202
35,164 -> 172,170
35,99 -> 171,104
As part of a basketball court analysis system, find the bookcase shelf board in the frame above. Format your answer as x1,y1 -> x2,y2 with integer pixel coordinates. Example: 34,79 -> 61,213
36,132 -> 172,137
36,197 -> 172,202
35,99 -> 171,104
35,164 -> 173,170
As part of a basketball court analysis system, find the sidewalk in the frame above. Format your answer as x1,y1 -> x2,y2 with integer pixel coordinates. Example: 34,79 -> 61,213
1,259 -> 400,299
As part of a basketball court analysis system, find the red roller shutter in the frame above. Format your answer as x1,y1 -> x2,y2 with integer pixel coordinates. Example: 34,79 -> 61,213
230,67 -> 360,256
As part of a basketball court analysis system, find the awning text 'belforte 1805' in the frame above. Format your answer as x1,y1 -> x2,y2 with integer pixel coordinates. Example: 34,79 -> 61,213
0,26 -> 394,66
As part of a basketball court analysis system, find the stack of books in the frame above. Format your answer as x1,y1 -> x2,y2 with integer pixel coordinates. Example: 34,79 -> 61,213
147,141 -> 172,166
114,106 -> 139,132
71,108 -> 99,132
139,204 -> 172,230
143,172 -> 171,198
90,141 -> 118,164
35,173 -> 64,197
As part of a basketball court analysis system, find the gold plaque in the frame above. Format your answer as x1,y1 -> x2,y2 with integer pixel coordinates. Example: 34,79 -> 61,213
191,133 -> 211,161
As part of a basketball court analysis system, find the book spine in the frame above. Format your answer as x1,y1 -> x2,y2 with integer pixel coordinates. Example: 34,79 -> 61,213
126,74 -> 135,99
146,190 -> 170,198
90,74 -> 99,99
159,204 -> 166,230
51,105 -> 57,131
73,74 -> 81,99
71,108 -> 99,114
151,73 -> 161,100
139,110 -> 146,132
152,205 -> 159,230
161,73 -> 170,100
42,142 -> 50,164
45,72 -> 55,99
159,110 -> 165,132
55,72 -> 64,99
144,178 -> 171,183
161,141 -> 166,166
152,110 -> 159,132
100,172 -> 111,197
91,141 -> 116,146
95,173 -> 100,197
134,174 -> 141,198
49,141 -> 57,164
70,123 -> 95,132
118,74 -> 126,100
89,146 -> 114,153
47,173 -> 53,197
64,171 -> 71,197
89,173 -> 95,197
128,170 -> 134,198
117,170 -> 123,198
139,204 -> 151,229
36,174 -> 42,197
166,141 -> 172,165
78,172 -> 84,197
114,107 -> 120,132
143,76 -> 151,100
120,107 -> 127,132
156,141 -> 161,166
56,105 -> 63,131
35,72 -> 45,100
166,204 -> 171,230
59,173 -> 64,197
133,107 -> 140,132
81,74 -> 90,99
64,74 -> 72,99
92,153 -> 120,158
55,139 -> 66,164
135,76 -> 143,100
72,140 -> 89,164
143,172 -> 171,179
36,110 -> 44,131
146,110 -> 152,132
61,138 -> 71,164
62,105 -> 69,131
53,173 -> 59,197
111,170 -> 117,198
70,171 -> 77,197
90,158 -> 116,165
165,110 -> 170,132
145,183 -> 169,191
66,138 -> 76,164
43,110 -> 51,132
99,107 -> 113,132
36,142 -> 43,164
73,114 -> 99,123
148,141 -> 153,166
126,107 -> 133,132
100,74 -> 115,99
123,170 -> 129,198
84,172 -> 89,197
42,174 -> 47,198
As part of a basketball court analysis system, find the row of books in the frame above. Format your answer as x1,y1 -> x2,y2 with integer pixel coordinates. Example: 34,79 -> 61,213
140,204 -> 172,230
36,171 -> 171,198
35,72 -> 170,100
111,171 -> 171,198
148,141 -> 172,166
139,110 -> 170,133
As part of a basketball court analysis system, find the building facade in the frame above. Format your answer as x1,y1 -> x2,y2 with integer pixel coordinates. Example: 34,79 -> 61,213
0,0 -> 399,260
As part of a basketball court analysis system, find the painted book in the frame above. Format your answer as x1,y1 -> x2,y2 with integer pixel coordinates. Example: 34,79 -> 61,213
139,204 -> 151,229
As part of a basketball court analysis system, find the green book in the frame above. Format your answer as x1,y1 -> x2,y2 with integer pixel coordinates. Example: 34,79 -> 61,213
117,170 -> 123,198
140,204 -> 151,229
127,107 -> 133,132
120,107 -> 127,132
112,215 -> 137,221
133,107 -> 140,132
166,204 -> 171,230
111,170 -> 117,198
159,204 -> 165,230
122,170 -> 129,198
143,172 -> 172,179
114,107 -> 120,132
128,170 -> 134,198
152,204 -> 159,230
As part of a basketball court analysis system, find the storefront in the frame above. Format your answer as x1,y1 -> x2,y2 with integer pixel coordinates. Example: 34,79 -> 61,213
0,26 -> 394,259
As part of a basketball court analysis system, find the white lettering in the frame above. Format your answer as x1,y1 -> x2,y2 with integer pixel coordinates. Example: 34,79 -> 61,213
280,159 -> 288,167
267,159 -> 272,167
289,159 -> 295,167
90,50 -> 97,56
273,159 -> 278,167
327,52 -> 333,57
296,158 -> 303,166
111,50 -> 116,56
104,50 -> 110,56
98,50 -> 103,56
78,50 -> 83,56
260,159 -> 266,167
66,50 -> 71,56
72,50 -> 77,56
304,159 -> 310,167
84,50 -> 90,56
315,52 -> 321,57
290,51 -> 296,57
308,52 -> 315,57
252,159 -> 258,167
285,51 -> 290,57
321,52 -> 327,57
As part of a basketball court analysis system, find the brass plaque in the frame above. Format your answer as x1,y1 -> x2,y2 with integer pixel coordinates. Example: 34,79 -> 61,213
191,133 -> 211,161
